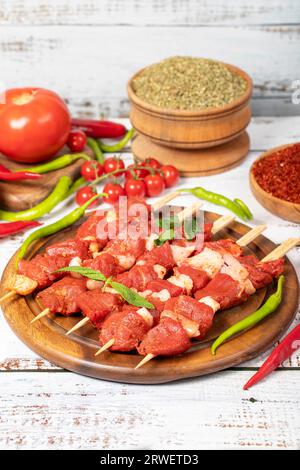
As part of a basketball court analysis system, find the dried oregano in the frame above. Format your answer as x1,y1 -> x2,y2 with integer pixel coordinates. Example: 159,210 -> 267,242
132,56 -> 248,110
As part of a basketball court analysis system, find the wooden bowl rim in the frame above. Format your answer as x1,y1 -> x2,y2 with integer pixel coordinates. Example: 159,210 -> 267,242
250,142 -> 300,210
127,60 -> 253,118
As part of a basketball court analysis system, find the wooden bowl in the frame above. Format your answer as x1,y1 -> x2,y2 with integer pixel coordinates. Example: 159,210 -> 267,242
250,143 -> 300,223
127,61 -> 253,149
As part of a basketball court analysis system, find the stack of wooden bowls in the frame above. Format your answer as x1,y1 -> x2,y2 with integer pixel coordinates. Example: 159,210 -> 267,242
128,61 -> 253,176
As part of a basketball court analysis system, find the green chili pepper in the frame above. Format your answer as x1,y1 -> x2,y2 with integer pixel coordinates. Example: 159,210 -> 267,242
0,176 -> 71,222
65,176 -> 86,199
98,128 -> 134,153
16,193 -> 103,264
87,137 -> 104,164
233,198 -> 253,220
178,187 -> 251,221
20,153 -> 90,174
211,275 -> 285,355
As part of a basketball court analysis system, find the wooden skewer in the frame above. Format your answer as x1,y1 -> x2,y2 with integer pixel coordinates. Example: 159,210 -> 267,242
30,308 -> 50,324
237,225 -> 267,247
151,191 -> 180,211
0,290 -> 17,303
211,215 -> 235,235
95,338 -> 115,356
135,353 -> 155,370
261,238 -> 300,262
176,201 -> 202,223
66,316 -> 90,336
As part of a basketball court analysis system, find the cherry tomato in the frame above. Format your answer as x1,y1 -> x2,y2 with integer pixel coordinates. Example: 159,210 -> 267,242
67,129 -> 87,152
103,157 -> 125,176
103,182 -> 126,205
125,163 -> 149,180
125,178 -> 146,198
144,157 -> 161,171
80,161 -> 104,181
76,186 -> 98,207
0,88 -> 71,163
144,174 -> 165,197
160,165 -> 179,188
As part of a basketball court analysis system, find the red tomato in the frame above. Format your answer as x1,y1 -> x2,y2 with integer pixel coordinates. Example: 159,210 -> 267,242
144,157 -> 161,170
103,182 -> 126,205
125,163 -> 149,180
144,174 -> 165,197
67,130 -> 87,152
0,88 -> 71,163
80,161 -> 104,181
160,165 -> 179,188
75,186 -> 98,207
125,178 -> 146,198
103,157 -> 125,176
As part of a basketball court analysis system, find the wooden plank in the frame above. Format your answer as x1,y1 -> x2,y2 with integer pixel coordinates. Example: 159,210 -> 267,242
0,25 -> 298,120
252,97 -> 300,117
0,371 -> 299,449
1,0 -> 300,26
249,117 -> 300,150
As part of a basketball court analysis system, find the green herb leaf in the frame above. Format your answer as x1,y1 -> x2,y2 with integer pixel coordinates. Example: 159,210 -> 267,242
156,214 -> 180,230
56,266 -> 154,309
154,228 -> 175,246
184,218 -> 202,240
110,281 -> 154,309
56,266 -> 107,282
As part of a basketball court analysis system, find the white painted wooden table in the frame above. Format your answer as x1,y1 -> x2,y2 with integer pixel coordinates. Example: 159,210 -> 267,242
0,117 -> 299,450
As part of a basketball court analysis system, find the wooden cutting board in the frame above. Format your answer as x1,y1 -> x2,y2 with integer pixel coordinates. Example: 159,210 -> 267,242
1,211 -> 298,384
0,146 -> 92,211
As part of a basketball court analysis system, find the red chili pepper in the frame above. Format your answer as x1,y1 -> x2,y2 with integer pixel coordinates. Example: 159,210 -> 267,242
244,324 -> 300,390
71,118 -> 126,139
0,220 -> 42,238
0,164 -> 11,173
0,170 -> 42,181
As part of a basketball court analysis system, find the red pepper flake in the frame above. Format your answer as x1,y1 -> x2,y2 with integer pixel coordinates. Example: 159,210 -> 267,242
252,143 -> 300,204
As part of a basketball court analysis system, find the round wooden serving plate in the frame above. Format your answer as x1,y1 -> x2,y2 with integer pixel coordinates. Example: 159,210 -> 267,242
1,212 -> 299,384
132,132 -> 250,176
250,143 -> 300,223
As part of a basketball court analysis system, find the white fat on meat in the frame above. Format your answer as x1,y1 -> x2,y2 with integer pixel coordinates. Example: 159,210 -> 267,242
139,289 -> 152,298
86,279 -> 104,290
145,233 -> 159,251
68,257 -> 82,278
153,264 -> 166,279
89,241 -> 99,254
199,296 -> 220,313
83,236 -> 96,242
221,254 -> 256,295
151,289 -> 171,302
185,247 -> 223,278
170,244 -> 195,265
102,286 -> 119,295
12,274 -> 38,296
168,273 -> 193,294
136,307 -> 153,327
161,310 -> 200,338
115,254 -> 136,270
136,260 -> 145,266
